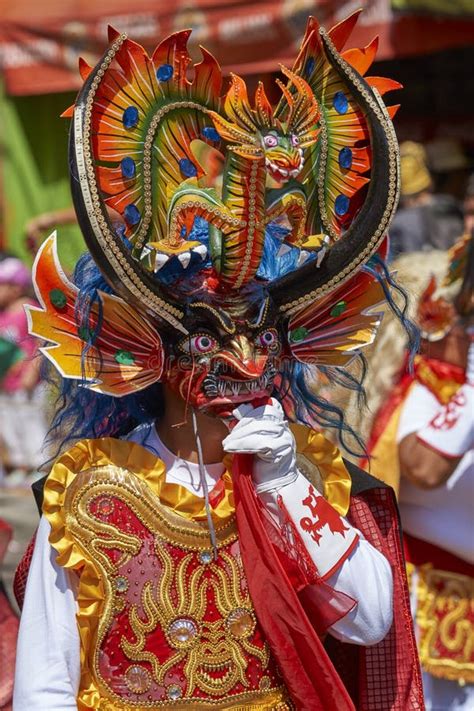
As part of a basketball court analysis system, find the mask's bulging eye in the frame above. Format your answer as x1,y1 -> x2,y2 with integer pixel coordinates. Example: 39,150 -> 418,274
263,134 -> 278,148
256,329 -> 279,351
291,134 -> 299,147
181,334 -> 218,355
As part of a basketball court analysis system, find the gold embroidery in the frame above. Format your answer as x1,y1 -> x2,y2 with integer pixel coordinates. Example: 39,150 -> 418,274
122,545 -> 269,697
415,564 -> 474,684
43,439 -> 292,709
94,687 -> 292,710
65,465 -> 237,554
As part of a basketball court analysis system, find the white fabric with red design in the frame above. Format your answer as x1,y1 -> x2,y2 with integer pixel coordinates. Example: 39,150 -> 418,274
223,399 -> 360,579
416,331 -> 474,458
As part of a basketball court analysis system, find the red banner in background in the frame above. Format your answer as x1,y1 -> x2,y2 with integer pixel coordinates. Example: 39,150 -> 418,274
0,0 -> 474,96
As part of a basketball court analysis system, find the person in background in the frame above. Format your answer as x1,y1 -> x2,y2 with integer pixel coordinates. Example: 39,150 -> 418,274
362,233 -> 473,710
0,258 -> 46,486
389,141 -> 464,258
427,138 -> 471,203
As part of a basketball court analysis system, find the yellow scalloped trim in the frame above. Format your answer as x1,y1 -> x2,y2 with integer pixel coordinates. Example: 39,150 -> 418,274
291,424 -> 352,516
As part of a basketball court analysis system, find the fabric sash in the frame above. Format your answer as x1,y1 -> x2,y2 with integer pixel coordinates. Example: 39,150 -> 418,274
232,453 -> 355,711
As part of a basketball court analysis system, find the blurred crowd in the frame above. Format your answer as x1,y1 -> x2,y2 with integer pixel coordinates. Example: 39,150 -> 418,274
0,255 -> 47,488
357,139 -> 474,710
390,138 -> 471,257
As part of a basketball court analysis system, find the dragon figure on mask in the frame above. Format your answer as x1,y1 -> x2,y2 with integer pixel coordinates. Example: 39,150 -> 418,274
29,10 -> 400,422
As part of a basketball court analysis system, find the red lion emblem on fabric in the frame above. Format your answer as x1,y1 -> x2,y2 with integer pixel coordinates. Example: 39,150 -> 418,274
300,485 -> 349,544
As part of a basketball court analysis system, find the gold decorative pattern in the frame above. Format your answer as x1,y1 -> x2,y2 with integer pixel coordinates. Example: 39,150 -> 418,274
89,688 -> 292,710
43,438 -> 291,709
74,37 -> 187,333
65,466 -> 238,555
122,546 -> 269,697
415,564 -> 474,684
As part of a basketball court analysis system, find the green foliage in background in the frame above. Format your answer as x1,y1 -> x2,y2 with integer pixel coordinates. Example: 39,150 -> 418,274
392,0 -> 474,14
1,82 -> 85,271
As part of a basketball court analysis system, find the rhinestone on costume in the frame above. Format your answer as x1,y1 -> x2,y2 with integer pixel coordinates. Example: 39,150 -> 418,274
156,63 -> 174,81
122,106 -> 139,129
124,665 -> 152,694
202,126 -> 220,142
115,575 -> 129,593
97,497 -> 115,516
304,57 -> 315,78
199,550 -> 213,565
335,194 -> 350,216
289,326 -> 308,343
115,223 -> 127,239
78,326 -> 94,342
333,90 -> 348,114
330,300 -> 347,317
124,203 -> 141,225
114,349 -> 135,365
167,618 -> 198,648
338,147 -> 353,170
226,607 -> 255,639
179,158 -> 198,178
49,288 -> 67,309
166,684 -> 183,700
121,157 -> 136,179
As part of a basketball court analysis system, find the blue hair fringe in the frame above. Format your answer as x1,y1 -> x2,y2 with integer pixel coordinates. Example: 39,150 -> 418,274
364,253 -> 420,371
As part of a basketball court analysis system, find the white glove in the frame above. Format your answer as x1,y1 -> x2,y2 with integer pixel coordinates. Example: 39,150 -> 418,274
418,332 -> 474,457
222,398 -> 298,493
223,398 -> 361,580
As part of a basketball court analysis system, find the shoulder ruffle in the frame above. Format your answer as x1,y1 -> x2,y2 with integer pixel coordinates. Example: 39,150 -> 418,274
43,437 -> 166,571
291,425 -> 352,516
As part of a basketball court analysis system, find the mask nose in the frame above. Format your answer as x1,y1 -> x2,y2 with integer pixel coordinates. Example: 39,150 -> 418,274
215,335 -> 268,380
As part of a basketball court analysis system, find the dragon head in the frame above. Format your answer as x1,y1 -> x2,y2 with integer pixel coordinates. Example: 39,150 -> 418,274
260,128 -> 304,182
209,67 -> 319,184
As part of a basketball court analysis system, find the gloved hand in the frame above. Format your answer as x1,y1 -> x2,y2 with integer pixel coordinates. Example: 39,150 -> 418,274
222,398 -> 298,493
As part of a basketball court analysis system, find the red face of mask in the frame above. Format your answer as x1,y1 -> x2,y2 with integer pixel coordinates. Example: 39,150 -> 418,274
164,321 -> 280,419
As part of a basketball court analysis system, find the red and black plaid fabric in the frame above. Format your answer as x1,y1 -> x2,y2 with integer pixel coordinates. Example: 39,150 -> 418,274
326,488 -> 425,711
0,520 -> 18,711
12,532 -> 36,611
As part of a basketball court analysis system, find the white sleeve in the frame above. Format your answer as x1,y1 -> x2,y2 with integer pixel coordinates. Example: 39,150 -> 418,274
13,515 -> 80,711
396,382 -> 440,442
260,472 -> 393,646
326,536 -> 393,646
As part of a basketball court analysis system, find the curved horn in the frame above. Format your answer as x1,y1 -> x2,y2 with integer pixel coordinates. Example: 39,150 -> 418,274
269,29 -> 399,315
69,36 -> 187,335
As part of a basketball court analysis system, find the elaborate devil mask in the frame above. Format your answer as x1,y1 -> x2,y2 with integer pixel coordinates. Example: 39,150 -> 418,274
27,12 -> 401,418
